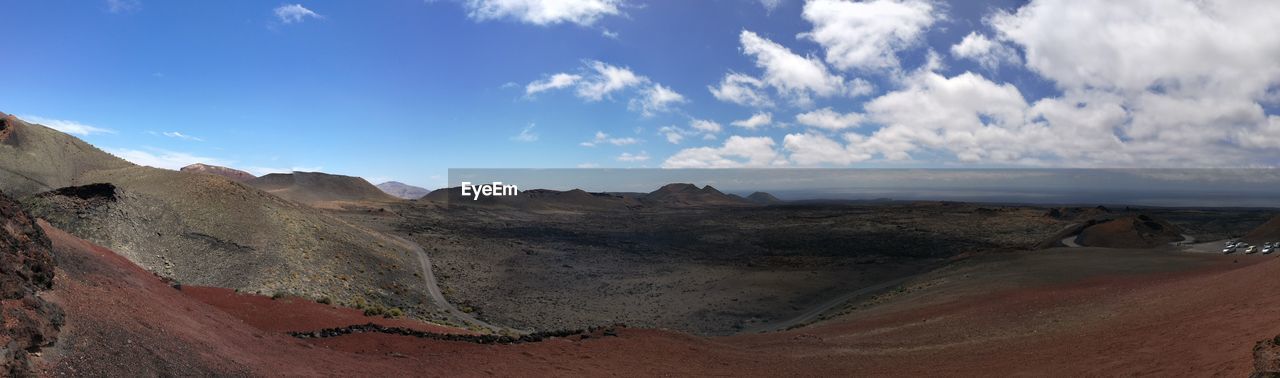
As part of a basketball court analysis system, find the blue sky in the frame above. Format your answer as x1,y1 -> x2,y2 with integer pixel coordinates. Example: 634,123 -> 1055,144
3,0 -> 1278,188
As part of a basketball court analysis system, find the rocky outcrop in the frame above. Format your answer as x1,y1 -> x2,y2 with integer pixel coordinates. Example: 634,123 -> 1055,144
181,163 -> 256,182
0,190 -> 63,375
1251,335 -> 1280,377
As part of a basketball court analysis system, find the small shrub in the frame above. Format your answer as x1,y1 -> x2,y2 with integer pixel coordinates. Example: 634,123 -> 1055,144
271,291 -> 287,300
363,305 -> 386,317
386,308 -> 404,318
317,297 -> 332,305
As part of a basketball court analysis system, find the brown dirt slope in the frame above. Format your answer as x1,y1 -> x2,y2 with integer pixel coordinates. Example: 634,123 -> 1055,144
0,191 -> 61,376
0,115 -> 435,323
181,163 -> 256,182
1077,214 -> 1184,248
0,115 -> 132,197
1244,214 -> 1280,244
248,171 -> 399,205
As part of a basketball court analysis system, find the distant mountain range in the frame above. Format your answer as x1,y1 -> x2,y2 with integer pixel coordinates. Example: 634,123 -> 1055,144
377,181 -> 430,199
422,182 -> 783,210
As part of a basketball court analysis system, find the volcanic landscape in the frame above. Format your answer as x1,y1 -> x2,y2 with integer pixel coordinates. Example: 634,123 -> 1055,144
4,113 -> 1280,375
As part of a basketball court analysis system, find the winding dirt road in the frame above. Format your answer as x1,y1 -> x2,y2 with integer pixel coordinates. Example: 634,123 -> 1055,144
387,235 -> 521,334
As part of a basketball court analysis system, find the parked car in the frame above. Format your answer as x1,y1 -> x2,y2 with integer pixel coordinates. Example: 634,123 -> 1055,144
1246,246 -> 1259,254
1223,247 -> 1236,254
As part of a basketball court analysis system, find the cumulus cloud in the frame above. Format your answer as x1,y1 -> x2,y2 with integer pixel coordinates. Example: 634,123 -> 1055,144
616,151 -> 650,162
740,30 -> 847,105
526,73 -> 582,95
107,147 -> 227,170
658,126 -> 687,144
580,131 -> 640,147
575,61 -> 647,100
21,115 -> 114,136
274,4 -> 322,24
800,0 -> 937,72
690,119 -> 722,134
708,72 -> 774,108
463,0 -> 623,26
950,32 -> 1021,71
784,132 -> 871,166
629,83 -> 687,117
731,112 -> 773,129
526,60 -> 684,115
662,136 -> 784,168
795,107 -> 864,130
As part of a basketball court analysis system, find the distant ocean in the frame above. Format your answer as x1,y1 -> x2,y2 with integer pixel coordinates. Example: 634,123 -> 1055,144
448,169 -> 1280,209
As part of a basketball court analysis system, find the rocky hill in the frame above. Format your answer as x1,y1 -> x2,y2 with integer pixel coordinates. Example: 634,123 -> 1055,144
1076,214 -> 1184,248
248,172 -> 399,205
377,181 -> 430,200
181,163 -> 256,182
0,114 -> 438,324
640,183 -> 753,207
1243,214 -> 1280,244
746,191 -> 783,204
0,114 -> 132,196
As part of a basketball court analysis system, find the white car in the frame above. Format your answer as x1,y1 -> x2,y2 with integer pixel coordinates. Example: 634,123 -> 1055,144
1246,246 -> 1259,254
1223,247 -> 1236,254
1264,247 -> 1275,255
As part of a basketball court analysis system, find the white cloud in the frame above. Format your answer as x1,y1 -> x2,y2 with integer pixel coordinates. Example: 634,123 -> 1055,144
577,162 -> 600,168
581,131 -> 640,147
759,0 -> 784,12
106,0 -> 140,13
21,115 -> 115,136
795,107 -> 864,130
274,4 -> 322,24
576,61 -> 647,101
526,73 -> 582,95
784,132 -> 871,165
731,112 -> 773,129
512,123 -> 539,142
161,131 -> 203,141
464,0 -> 623,26
107,147 -> 228,170
950,32 -> 1021,71
708,72 -> 774,108
800,0 -> 937,72
601,29 -> 619,39
616,151 -> 650,162
629,83 -> 687,116
662,135 -> 784,168
740,30 -> 847,105
658,126 -> 687,144
690,119 -> 722,134
527,60 -> 685,116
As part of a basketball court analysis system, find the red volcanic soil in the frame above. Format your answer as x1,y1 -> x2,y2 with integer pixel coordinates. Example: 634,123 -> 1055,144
728,250 -> 1280,376
181,286 -> 467,334
28,215 -> 1280,375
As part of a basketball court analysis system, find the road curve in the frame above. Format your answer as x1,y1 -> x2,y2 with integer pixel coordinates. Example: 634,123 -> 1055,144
747,276 -> 914,334
387,235 -> 522,334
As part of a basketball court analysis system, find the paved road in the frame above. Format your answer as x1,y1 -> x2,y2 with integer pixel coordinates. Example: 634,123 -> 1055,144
388,235 -> 521,334
746,276 -> 914,334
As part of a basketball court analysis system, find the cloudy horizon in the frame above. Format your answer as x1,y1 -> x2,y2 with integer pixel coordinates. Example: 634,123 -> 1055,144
3,0 -> 1278,188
